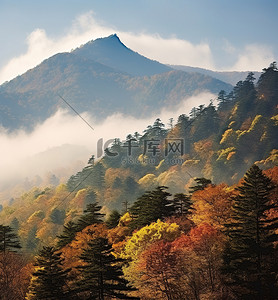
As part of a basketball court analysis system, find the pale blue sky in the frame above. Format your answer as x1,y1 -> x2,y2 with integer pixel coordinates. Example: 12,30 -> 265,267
0,0 -> 277,82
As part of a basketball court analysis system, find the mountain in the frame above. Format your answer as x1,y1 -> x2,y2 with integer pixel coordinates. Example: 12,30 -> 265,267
170,65 -> 261,85
0,34 -> 232,131
72,34 -> 172,76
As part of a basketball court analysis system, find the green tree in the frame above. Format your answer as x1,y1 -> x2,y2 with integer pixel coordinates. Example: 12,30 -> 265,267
88,154 -> 95,166
105,210 -> 121,229
76,202 -> 104,232
76,237 -> 136,299
112,177 -> 122,189
191,103 -> 220,141
26,246 -> 71,300
129,186 -> 174,230
50,208 -> 66,225
223,165 -> 278,299
56,221 -> 78,249
123,176 -> 138,195
10,217 -> 19,233
189,177 -> 212,194
0,225 -> 21,253
231,73 -> 257,127
90,162 -> 105,189
172,193 -> 193,216
84,187 -> 97,208
25,226 -> 40,251
176,113 -> 192,153
256,62 -> 278,116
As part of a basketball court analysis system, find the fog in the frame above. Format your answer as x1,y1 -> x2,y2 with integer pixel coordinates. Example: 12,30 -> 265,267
0,92 -> 214,200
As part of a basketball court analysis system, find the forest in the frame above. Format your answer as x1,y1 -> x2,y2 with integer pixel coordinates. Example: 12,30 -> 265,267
0,63 -> 277,299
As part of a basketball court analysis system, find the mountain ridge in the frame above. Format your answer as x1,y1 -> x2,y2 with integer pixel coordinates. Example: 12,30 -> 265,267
170,65 -> 261,85
0,34 -> 233,131
72,34 -> 172,76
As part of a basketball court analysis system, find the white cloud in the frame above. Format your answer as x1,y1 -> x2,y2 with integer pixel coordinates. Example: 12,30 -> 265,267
0,12 -> 114,84
222,39 -> 236,55
0,92 -> 214,188
120,32 -> 215,68
229,44 -> 274,71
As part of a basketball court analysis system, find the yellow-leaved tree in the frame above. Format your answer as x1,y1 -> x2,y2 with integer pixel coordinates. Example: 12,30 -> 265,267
121,219 -> 180,295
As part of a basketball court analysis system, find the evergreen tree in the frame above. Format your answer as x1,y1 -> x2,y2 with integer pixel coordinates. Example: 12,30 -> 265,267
26,225 -> 40,251
76,202 -> 104,232
172,193 -> 193,216
191,103 -> 220,141
176,113 -> 192,153
57,221 -> 78,249
50,208 -> 66,225
84,187 -> 97,208
88,154 -> 95,166
10,217 -> 19,233
223,165 -> 278,300
189,177 -> 212,194
129,186 -> 174,230
231,73 -> 257,127
105,210 -> 121,229
0,224 -> 21,252
26,246 -> 71,300
123,176 -> 138,195
112,177 -> 122,189
91,162 -> 105,189
256,62 -> 278,116
76,237 -> 137,299
67,173 -> 81,192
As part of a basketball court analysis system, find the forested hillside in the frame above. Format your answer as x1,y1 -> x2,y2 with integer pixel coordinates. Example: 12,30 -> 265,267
0,63 -> 277,299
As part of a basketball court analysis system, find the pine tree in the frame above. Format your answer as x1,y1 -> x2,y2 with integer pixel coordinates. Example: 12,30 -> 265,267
26,246 -> 71,300
56,221 -> 78,249
50,208 -> 66,225
223,165 -> 278,300
10,217 -> 19,233
129,186 -> 174,230
172,193 -> 193,216
189,177 -> 212,194
106,210 -> 121,229
84,187 -> 97,208
231,73 -> 257,128
26,225 -> 39,251
76,237 -> 137,299
0,224 -> 21,252
76,202 -> 104,232
256,62 -> 278,116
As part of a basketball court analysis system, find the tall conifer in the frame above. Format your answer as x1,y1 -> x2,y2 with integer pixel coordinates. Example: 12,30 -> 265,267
223,165 -> 278,299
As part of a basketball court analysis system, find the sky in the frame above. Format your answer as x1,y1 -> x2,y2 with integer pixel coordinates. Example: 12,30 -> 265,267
0,0 -> 277,84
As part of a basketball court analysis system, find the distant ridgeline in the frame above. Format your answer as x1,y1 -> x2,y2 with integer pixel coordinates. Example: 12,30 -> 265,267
0,34 -> 233,130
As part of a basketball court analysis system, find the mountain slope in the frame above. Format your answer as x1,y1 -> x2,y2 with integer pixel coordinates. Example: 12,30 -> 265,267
171,65 -> 261,85
72,34 -> 172,76
0,35 -> 233,131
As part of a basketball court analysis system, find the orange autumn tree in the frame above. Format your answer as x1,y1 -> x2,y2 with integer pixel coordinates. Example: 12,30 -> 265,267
134,223 -> 226,300
191,183 -> 234,229
264,166 -> 278,236
136,240 -> 181,300
61,223 -> 108,281
121,220 -> 180,298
